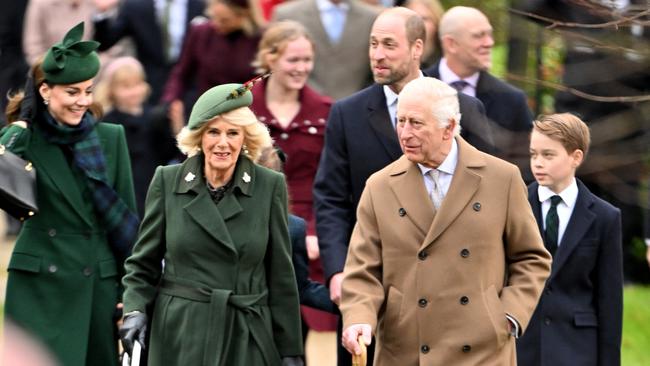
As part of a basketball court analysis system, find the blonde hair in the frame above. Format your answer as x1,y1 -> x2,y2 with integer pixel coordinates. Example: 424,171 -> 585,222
176,106 -> 272,161
253,20 -> 313,74
398,77 -> 462,136
533,113 -> 591,159
94,57 -> 150,112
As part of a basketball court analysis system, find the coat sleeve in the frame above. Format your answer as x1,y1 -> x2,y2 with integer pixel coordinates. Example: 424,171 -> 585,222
596,207 -> 623,366
340,181 -> 384,332
122,166 -> 167,313
0,124 -> 31,155
313,103 -> 355,281
112,124 -> 137,216
267,175 -> 304,357
93,0 -> 132,51
22,2 -> 47,65
500,165 -> 552,332
160,24 -> 199,103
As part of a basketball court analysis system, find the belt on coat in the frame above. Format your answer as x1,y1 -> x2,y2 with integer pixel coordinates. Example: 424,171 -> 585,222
159,278 -> 280,365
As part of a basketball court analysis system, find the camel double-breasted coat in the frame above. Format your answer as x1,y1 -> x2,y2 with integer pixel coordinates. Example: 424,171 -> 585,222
341,137 -> 552,366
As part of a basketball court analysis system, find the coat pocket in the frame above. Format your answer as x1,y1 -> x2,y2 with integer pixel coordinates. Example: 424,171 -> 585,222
8,252 -> 41,273
483,284 -> 509,348
574,311 -> 598,327
380,286 -> 405,351
99,258 -> 118,279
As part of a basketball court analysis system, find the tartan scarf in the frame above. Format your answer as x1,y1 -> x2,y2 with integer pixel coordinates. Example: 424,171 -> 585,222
40,111 -> 139,263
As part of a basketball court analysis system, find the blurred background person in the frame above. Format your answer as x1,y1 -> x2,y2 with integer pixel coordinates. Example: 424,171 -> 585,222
162,0 -> 261,125
403,0 -> 444,69
250,19 -> 338,345
92,0 -> 206,104
94,56 -> 182,216
272,0 -> 379,100
119,82 -> 303,365
1,22 -> 138,366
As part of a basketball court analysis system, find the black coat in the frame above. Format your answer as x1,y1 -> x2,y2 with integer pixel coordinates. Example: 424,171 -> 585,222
517,180 -> 623,366
313,82 -> 494,282
93,0 -> 205,103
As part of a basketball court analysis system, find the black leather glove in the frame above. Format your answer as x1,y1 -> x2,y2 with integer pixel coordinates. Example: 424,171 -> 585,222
119,312 -> 147,356
281,356 -> 304,366
18,75 -> 37,125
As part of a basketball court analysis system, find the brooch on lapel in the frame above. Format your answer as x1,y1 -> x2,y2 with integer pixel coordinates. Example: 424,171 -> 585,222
242,172 -> 251,183
184,172 -> 195,182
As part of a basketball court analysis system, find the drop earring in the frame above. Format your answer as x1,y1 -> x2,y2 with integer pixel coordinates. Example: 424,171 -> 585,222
43,99 -> 49,105
243,144 -> 249,155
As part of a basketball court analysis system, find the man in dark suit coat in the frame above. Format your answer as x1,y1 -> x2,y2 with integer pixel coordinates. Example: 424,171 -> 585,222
313,7 -> 493,366
518,114 -> 623,366
92,0 -> 205,103
426,6 -> 534,181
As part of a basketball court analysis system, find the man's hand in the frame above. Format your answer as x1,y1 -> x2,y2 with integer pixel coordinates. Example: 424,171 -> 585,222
342,324 -> 372,355
329,272 -> 344,305
305,235 -> 320,260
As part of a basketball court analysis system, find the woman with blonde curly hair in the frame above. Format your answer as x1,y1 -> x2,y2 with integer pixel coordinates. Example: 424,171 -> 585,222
119,82 -> 304,366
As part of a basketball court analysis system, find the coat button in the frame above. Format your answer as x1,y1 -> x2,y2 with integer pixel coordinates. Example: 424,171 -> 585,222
308,126 -> 318,134
460,296 -> 469,305
418,251 -> 428,260
48,264 -> 57,273
421,345 -> 430,354
472,202 -> 481,211
418,298 -> 428,308
83,267 -> 93,277
280,132 -> 289,140
398,208 -> 406,217
462,345 -> 472,353
48,228 -> 56,237
460,248 -> 470,258
544,317 -> 551,325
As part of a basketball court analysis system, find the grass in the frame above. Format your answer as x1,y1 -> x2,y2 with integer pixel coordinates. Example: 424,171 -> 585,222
622,285 -> 650,365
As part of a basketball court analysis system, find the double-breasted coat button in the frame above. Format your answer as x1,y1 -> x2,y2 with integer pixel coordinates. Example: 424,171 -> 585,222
308,126 -> 317,134
460,248 -> 470,258
544,317 -> 551,325
472,202 -> 481,211
48,264 -> 57,273
418,251 -> 428,260
304,120 -> 311,125
462,345 -> 472,353
48,228 -> 56,237
418,298 -> 428,307
82,267 -> 93,277
421,345 -> 430,354
460,296 -> 469,305
280,133 -> 289,140
398,208 -> 406,217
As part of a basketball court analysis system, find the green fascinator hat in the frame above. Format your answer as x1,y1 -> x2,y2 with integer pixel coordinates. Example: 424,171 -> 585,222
42,22 -> 101,84
187,74 -> 271,130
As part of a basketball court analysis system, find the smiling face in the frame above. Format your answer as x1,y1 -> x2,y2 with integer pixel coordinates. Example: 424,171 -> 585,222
39,79 -> 94,126
201,118 -> 245,181
396,93 -> 455,168
445,11 -> 493,75
529,129 -> 583,194
268,36 -> 314,91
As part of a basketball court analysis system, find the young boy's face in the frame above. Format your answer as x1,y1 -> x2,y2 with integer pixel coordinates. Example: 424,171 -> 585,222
529,130 -> 583,194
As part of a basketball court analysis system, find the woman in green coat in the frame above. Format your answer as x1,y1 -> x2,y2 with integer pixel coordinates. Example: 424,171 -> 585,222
1,23 -> 139,366
119,81 -> 304,365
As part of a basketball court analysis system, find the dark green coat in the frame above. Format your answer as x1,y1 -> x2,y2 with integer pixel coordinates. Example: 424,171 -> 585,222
1,122 -> 136,366
122,154 -> 303,365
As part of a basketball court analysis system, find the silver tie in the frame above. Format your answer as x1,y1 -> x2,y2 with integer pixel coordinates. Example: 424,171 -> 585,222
429,169 -> 443,210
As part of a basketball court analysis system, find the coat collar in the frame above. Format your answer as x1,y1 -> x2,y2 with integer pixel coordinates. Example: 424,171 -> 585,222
388,136 -> 486,247
366,84 -> 403,160
173,153 -> 255,198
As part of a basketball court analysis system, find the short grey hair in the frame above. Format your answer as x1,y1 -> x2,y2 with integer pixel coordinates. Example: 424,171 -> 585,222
399,77 -> 462,136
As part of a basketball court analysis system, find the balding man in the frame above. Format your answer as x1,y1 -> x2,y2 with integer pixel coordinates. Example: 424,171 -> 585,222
426,6 -> 534,181
340,78 -> 551,365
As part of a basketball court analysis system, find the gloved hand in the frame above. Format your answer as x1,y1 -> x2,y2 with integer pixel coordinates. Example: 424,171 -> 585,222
281,356 -> 304,366
119,311 -> 147,356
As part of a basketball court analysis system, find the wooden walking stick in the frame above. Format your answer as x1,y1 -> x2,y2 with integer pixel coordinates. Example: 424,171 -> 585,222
352,335 -> 367,366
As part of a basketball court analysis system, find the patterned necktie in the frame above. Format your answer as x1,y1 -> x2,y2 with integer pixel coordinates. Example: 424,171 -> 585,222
428,169 -> 443,210
544,195 -> 562,256
449,80 -> 469,94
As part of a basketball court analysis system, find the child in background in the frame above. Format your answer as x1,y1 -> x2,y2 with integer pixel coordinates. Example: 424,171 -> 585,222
95,57 -> 182,216
517,113 -> 623,366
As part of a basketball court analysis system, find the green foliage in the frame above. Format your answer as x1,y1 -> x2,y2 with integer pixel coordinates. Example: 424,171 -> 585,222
622,286 -> 650,366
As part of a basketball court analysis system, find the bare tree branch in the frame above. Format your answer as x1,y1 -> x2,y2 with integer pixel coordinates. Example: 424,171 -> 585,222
509,8 -> 650,29
506,73 -> 650,103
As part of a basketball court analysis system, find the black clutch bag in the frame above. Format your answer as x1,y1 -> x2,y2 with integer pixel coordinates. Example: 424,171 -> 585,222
0,144 -> 38,220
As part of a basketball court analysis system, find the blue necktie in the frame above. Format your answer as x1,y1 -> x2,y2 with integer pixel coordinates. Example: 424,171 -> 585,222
545,195 -> 562,256
449,80 -> 469,93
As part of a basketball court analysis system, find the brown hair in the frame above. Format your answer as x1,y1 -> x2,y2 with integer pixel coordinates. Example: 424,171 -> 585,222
253,20 -> 314,74
533,113 -> 591,158
5,60 -> 103,123
207,0 -> 260,36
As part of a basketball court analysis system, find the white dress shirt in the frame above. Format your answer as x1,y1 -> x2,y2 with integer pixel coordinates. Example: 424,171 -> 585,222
316,0 -> 350,44
538,178 -> 579,247
438,57 -> 480,97
384,71 -> 424,129
417,138 -> 458,201
154,0 -> 188,62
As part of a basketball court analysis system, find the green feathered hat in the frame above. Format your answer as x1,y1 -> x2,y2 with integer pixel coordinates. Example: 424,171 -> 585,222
187,74 -> 271,130
42,22 -> 100,84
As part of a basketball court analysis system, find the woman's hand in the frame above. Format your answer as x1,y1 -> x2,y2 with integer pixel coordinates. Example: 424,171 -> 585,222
305,235 -> 320,260
168,100 -> 185,135
119,311 -> 148,356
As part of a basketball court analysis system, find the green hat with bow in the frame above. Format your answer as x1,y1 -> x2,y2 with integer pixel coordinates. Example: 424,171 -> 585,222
187,74 -> 270,130
42,22 -> 100,84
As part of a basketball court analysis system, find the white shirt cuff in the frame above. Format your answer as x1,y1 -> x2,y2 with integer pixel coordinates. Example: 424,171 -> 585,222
645,238 -> 650,247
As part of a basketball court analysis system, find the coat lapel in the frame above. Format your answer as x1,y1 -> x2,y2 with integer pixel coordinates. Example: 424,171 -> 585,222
528,183 -> 545,237
366,85 -> 403,160
30,130 -> 93,226
422,137 -> 484,248
388,156 -> 434,236
475,72 -> 495,112
547,180 -> 595,282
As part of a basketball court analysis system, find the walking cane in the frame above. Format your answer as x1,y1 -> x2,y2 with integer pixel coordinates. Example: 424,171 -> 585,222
352,335 -> 367,366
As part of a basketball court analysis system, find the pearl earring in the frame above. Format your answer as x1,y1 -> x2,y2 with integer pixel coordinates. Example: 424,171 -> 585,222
243,144 -> 249,155
43,99 -> 49,105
